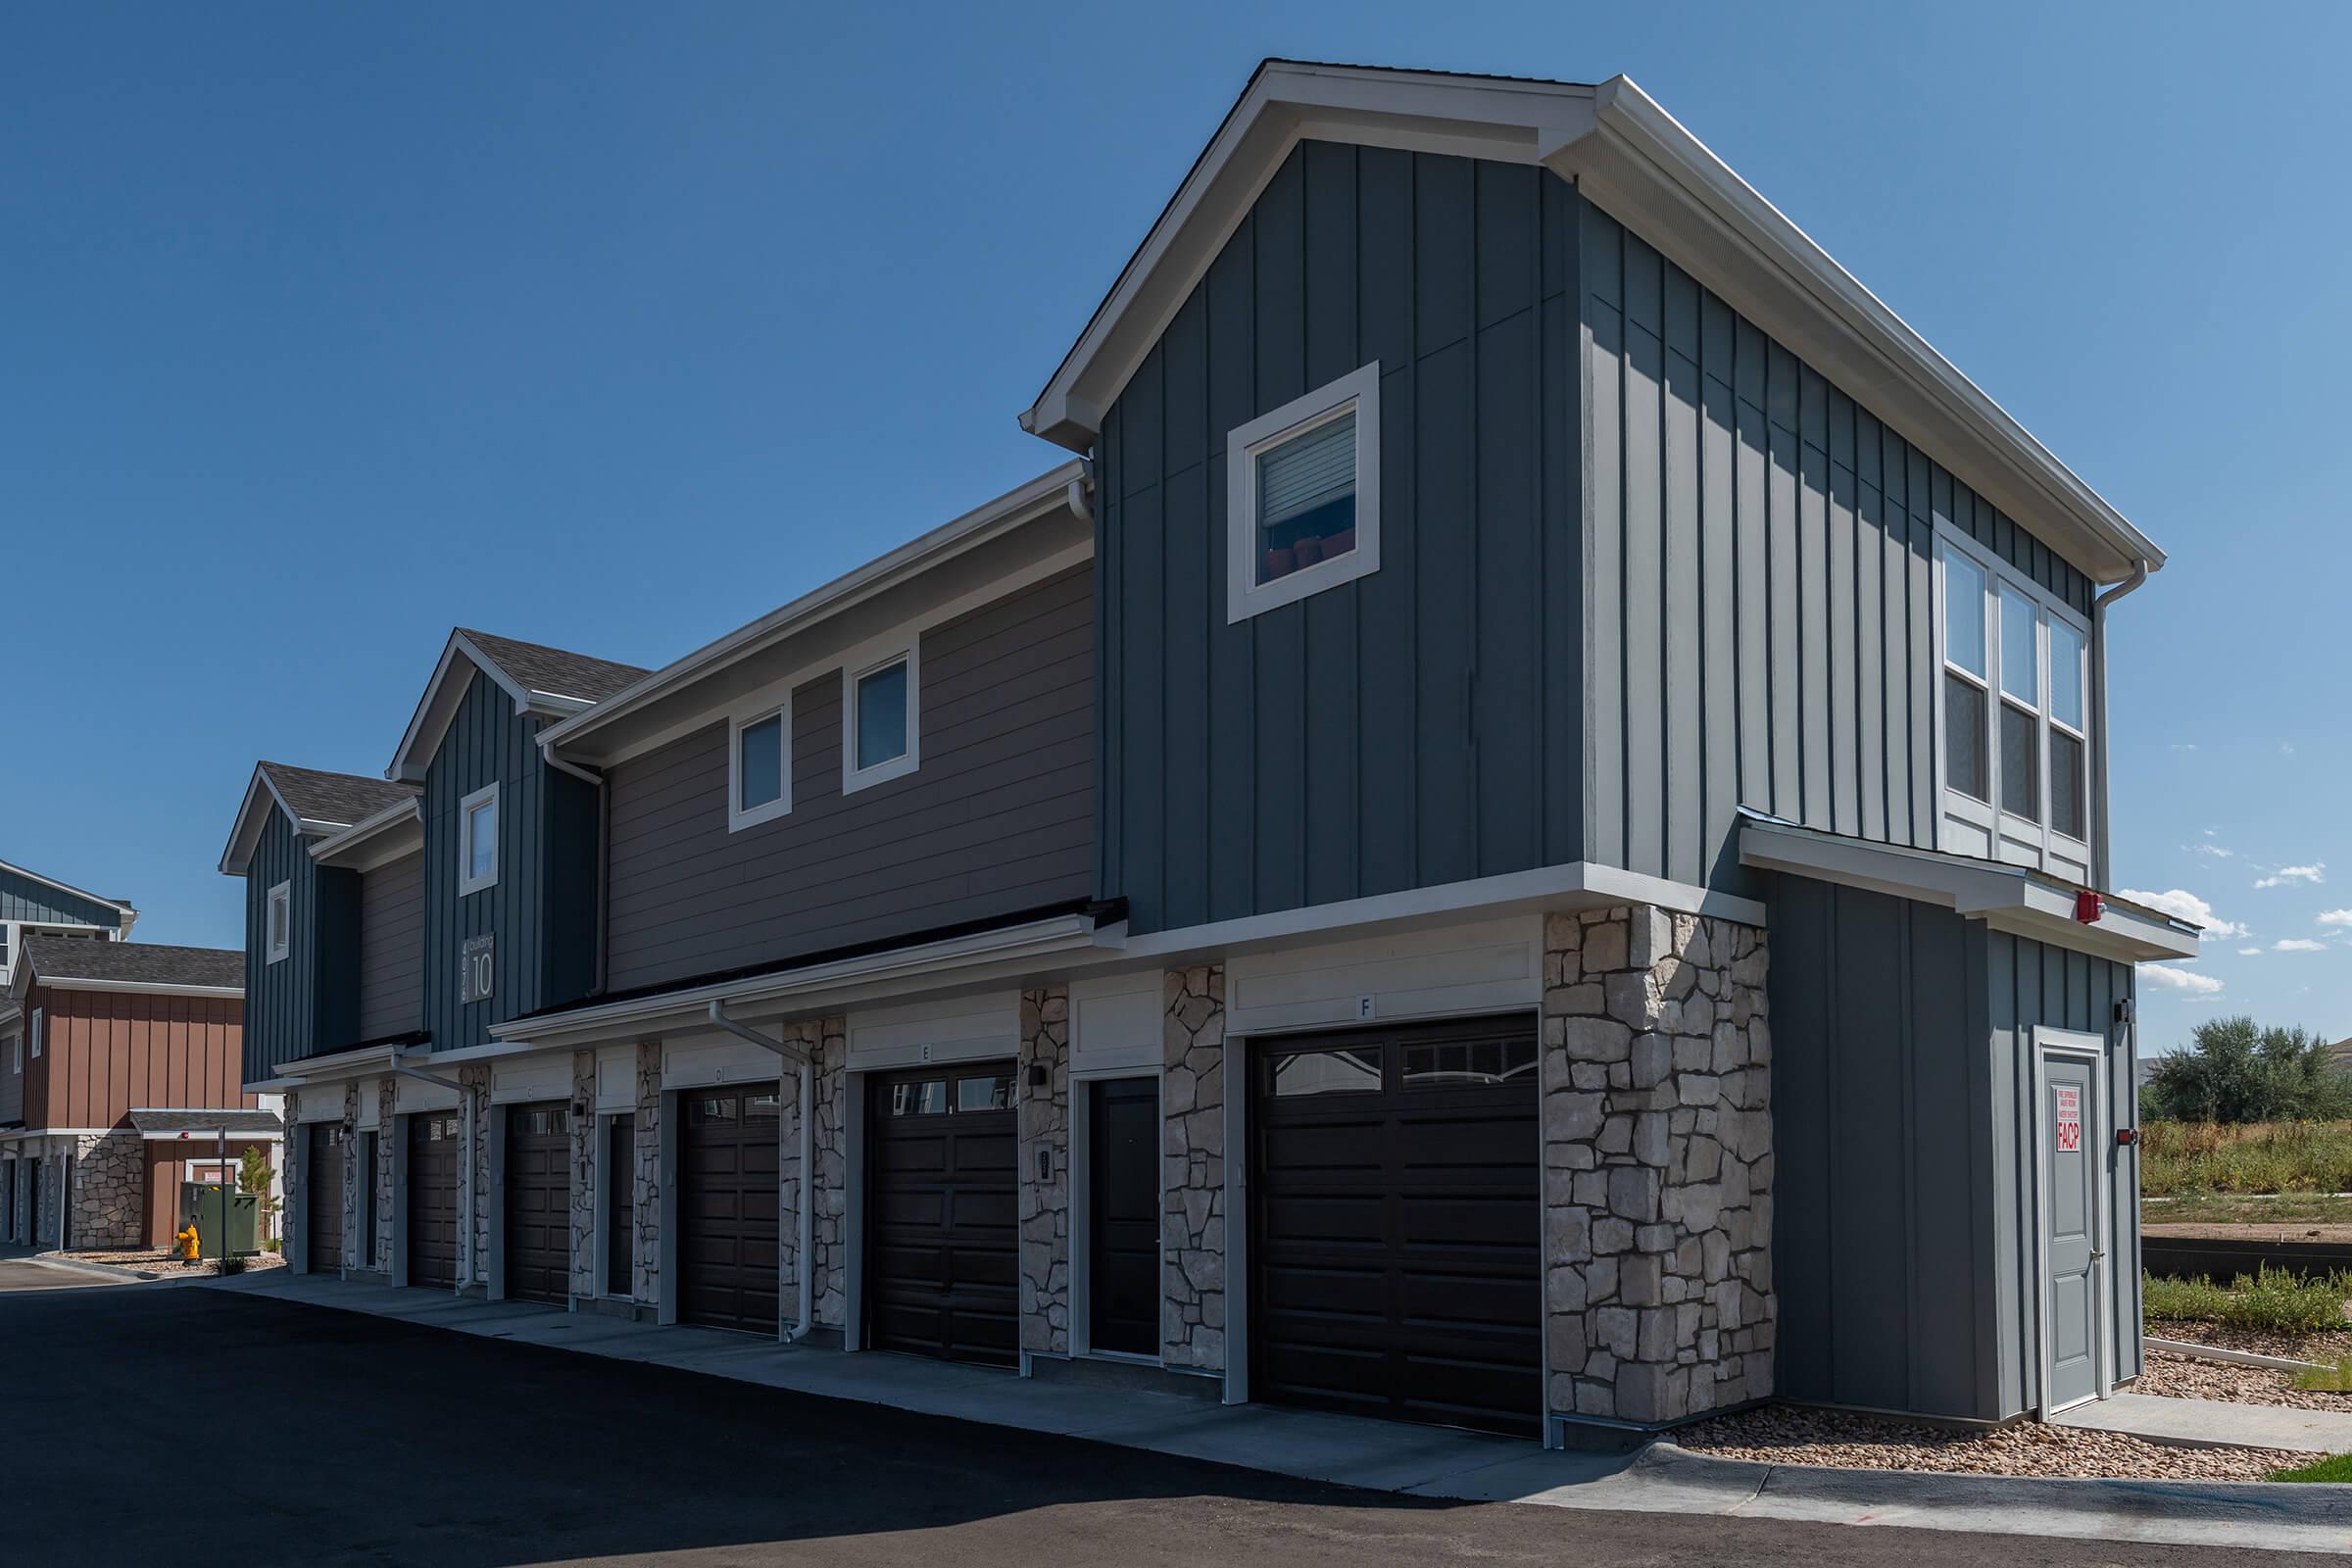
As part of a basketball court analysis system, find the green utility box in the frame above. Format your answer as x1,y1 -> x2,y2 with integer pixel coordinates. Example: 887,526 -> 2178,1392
177,1183 -> 260,1259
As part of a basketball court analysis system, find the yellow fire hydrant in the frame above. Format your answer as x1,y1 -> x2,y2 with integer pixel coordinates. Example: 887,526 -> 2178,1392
175,1223 -> 201,1264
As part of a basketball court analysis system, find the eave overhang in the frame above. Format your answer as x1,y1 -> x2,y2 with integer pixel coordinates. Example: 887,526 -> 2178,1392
1023,60 -> 2162,585
311,798 -> 424,871
218,763 -> 342,877
1738,814 -> 2201,964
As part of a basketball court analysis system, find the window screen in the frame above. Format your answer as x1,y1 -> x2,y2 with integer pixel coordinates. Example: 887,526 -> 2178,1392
2000,702 -> 2038,821
1944,673 -> 1987,800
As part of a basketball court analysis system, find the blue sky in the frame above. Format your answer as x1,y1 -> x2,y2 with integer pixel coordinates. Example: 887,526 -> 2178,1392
4,3 -> 2341,1055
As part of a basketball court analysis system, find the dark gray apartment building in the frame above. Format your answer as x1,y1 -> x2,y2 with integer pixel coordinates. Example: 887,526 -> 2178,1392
222,62 -> 2194,1446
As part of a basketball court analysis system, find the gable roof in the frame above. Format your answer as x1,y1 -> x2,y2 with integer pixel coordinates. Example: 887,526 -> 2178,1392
218,761 -> 420,876
17,935 -> 245,995
0,857 -> 137,928
390,628 -> 649,783
1021,59 -> 2162,584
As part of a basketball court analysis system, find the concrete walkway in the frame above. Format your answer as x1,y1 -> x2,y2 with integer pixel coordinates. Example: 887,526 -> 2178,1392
206,1269 -> 2352,1554
2058,1391 -> 2352,1454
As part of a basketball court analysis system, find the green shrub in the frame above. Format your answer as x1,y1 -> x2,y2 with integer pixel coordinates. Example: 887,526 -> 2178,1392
2141,1016 -> 2352,1124
217,1256 -> 247,1276
2144,1266 -> 2352,1333
262,1238 -> 281,1254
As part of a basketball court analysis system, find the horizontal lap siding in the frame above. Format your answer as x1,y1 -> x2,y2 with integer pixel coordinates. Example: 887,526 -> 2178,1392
1582,197 -> 2094,893
1985,931 -> 2138,1413
32,986 -> 249,1129
1769,878 -> 1994,1419
1100,143 -> 1580,936
357,852 -> 424,1042
602,564 -> 1095,992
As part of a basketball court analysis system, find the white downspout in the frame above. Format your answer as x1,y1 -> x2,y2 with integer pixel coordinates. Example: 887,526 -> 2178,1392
707,1002 -> 817,1343
2088,560 -> 2151,892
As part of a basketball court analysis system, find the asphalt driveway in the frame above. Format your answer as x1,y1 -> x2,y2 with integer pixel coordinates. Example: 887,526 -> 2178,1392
1,1281 -> 2334,1567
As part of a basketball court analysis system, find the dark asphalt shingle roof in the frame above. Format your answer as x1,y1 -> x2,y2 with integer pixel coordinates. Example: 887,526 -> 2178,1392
128,1108 -> 283,1136
259,762 -> 419,829
461,629 -> 648,706
21,936 -> 245,991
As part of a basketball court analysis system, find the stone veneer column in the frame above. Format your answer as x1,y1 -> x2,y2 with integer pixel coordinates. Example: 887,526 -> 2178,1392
568,1051 -> 597,1299
341,1081 -> 363,1270
1161,965 -> 1226,1373
69,1131 -> 144,1249
374,1079 -> 397,1272
281,1090 -> 302,1266
1542,906 -> 1773,1426
632,1042 -> 661,1303
809,1018 -> 849,1329
1018,986 -> 1071,1356
459,1063 -> 492,1287
762,1015 -> 838,1335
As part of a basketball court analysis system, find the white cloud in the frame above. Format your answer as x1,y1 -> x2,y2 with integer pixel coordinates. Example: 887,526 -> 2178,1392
2171,743 -> 2200,753
2255,862 -> 2327,889
2274,938 -> 2328,953
2239,947 -> 2264,956
2320,909 -> 2352,928
2186,843 -> 2233,859
2119,887 -> 2245,941
2282,742 -> 2299,757
2139,963 -> 2225,996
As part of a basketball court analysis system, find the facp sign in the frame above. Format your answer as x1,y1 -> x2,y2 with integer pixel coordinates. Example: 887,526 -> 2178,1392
2054,1086 -> 2082,1153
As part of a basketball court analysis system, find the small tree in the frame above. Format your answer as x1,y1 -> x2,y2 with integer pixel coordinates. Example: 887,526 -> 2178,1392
2142,1015 -> 2352,1123
237,1143 -> 279,1243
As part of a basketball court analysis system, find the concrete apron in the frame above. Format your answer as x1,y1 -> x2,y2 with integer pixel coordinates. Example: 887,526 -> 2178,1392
207,1271 -> 2352,1555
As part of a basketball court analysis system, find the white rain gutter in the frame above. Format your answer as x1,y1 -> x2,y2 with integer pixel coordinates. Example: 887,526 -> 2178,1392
706,1002 -> 817,1344
2089,561 -> 2152,893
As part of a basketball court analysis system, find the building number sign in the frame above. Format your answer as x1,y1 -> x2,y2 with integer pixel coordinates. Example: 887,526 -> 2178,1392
460,933 -> 496,1005
2054,1086 -> 2081,1153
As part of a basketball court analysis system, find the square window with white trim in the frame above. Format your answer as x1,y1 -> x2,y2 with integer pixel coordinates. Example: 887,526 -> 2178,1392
266,882 -> 291,964
842,641 -> 919,793
1226,361 -> 1382,622
729,697 -> 792,832
459,782 -> 500,896
1935,531 -> 2093,877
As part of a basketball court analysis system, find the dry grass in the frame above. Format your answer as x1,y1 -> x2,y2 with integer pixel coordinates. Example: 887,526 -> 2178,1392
2141,1120 -> 2352,1197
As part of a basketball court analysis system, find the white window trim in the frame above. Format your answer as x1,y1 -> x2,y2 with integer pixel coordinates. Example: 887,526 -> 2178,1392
728,689 -> 795,833
1932,526 -> 2093,873
266,882 -> 292,965
1225,360 -> 1382,625
29,1007 -> 42,1060
841,637 -> 920,795
458,782 -> 501,898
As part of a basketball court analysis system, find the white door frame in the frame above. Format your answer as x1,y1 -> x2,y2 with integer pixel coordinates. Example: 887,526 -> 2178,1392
2032,1025 -> 2112,1415
1067,1068 -> 1167,1365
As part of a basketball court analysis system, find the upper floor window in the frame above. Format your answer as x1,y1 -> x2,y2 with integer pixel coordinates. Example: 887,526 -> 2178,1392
843,640 -> 919,794
9,1029 -> 19,1075
29,1007 -> 41,1060
729,696 -> 792,832
1226,361 -> 1382,623
459,782 -> 500,897
1936,532 -> 2092,877
266,882 -> 292,964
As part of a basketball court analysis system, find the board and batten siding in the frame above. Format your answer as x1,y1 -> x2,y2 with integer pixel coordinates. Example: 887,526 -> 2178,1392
418,665 -> 599,1054
603,563 -> 1094,993
244,810 -> 322,1084
356,851 -> 424,1043
22,984 -> 249,1129
1770,876 -> 2135,1423
1580,196 -> 2094,893
0,866 -> 124,930
1098,142 -> 1583,936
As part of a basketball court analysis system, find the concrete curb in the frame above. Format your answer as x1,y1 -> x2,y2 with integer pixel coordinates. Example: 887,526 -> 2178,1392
21,1253 -> 157,1283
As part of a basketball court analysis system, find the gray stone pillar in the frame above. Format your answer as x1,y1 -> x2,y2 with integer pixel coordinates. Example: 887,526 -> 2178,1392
809,1018 -> 849,1329
460,1062 -> 492,1286
1161,965 -> 1226,1373
632,1041 -> 662,1303
1542,905 -> 1773,1426
1018,986 -> 1071,1356
569,1051 -> 597,1299
341,1081 -> 362,1270
374,1079 -> 397,1272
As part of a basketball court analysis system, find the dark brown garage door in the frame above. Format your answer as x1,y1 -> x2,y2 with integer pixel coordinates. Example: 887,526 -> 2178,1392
505,1102 -> 570,1305
308,1123 -> 347,1273
1252,1016 -> 1542,1437
867,1065 -> 1018,1366
408,1111 -> 462,1289
679,1086 -> 779,1333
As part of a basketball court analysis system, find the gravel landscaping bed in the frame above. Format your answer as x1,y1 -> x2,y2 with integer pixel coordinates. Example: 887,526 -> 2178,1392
2137,1348 -> 2352,1411
2146,1317 -> 2352,1361
51,1248 -> 284,1275
1673,1402 -> 2317,1480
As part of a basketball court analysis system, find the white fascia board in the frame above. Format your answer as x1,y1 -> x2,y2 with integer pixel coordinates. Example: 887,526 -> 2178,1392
0,858 -> 135,921
538,462 -> 1089,763
1023,62 -> 2158,585
389,636 -> 512,785
491,911 -> 1106,1050
1738,818 -> 2199,962
271,1043 -> 412,1083
140,1129 -> 284,1143
309,798 -> 424,869
30,978 -> 245,1000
